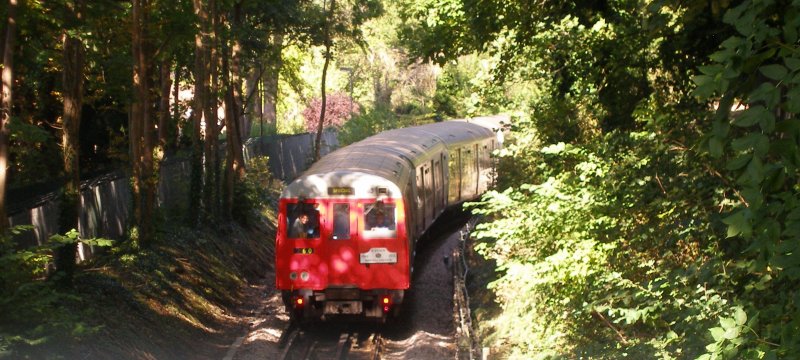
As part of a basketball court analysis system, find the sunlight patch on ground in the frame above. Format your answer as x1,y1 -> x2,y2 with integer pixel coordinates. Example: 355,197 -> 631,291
246,327 -> 282,343
382,331 -> 455,360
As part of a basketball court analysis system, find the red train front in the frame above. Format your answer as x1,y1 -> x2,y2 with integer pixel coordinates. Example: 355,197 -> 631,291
276,173 -> 410,320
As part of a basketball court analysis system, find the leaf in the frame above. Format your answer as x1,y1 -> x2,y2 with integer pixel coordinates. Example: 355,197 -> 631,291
699,64 -> 724,76
710,327 -> 725,341
737,156 -> 765,186
720,36 -> 744,50
731,106 -> 766,127
723,326 -> 740,340
726,154 -> 751,171
786,57 -> 800,71
712,119 -> 730,138
731,133 -> 769,156
734,307 -> 747,326
710,49 -> 734,63
733,11 -> 756,36
741,186 -> 763,210
759,64 -> 788,81
787,88 -> 800,113
723,210 -> 752,238
747,82 -> 779,108
720,317 -> 736,329
540,142 -> 567,155
82,238 -> 115,247
760,112 -> 776,133
693,75 -> 717,97
723,5 -> 746,26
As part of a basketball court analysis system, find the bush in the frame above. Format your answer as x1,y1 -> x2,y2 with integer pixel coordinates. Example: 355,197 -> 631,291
469,117 -> 730,358
337,106 -> 398,146
301,92 -> 360,133
233,156 -> 274,225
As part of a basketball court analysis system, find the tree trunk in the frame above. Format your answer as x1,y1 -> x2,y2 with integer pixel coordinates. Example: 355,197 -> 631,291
190,0 -> 209,225
204,0 -> 220,220
231,2 -> 245,177
57,0 -> 85,282
131,0 -> 155,246
315,0 -> 335,162
223,3 -> 246,219
158,58 -> 172,150
263,33 -> 283,131
0,0 -> 18,233
172,65 -> 180,149
245,68 -> 259,137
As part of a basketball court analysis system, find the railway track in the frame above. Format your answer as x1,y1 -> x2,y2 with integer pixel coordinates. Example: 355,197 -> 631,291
227,210 -> 473,360
277,321 -> 384,360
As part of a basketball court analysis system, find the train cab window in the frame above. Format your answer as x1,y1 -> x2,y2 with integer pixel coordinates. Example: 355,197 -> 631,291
286,203 -> 320,239
332,204 -> 350,240
364,202 -> 397,239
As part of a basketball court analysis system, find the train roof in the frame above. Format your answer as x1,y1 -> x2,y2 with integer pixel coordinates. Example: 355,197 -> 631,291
282,115 -> 508,199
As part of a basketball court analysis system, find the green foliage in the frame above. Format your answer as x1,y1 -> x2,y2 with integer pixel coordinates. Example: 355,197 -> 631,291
432,64 -> 469,118
7,116 -> 61,188
400,0 -> 789,357
1,227 -> 113,350
233,156 -> 274,225
470,115 -> 745,357
337,105 -> 397,145
0,226 -> 47,294
690,0 -> 800,358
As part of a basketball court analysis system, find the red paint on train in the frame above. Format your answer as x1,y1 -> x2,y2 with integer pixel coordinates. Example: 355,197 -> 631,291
275,198 -> 409,291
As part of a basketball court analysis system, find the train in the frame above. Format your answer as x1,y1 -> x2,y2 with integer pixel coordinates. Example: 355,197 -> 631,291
275,115 -> 507,321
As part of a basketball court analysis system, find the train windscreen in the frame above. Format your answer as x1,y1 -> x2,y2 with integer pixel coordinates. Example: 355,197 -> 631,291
332,203 -> 350,240
286,203 -> 320,239
363,202 -> 396,239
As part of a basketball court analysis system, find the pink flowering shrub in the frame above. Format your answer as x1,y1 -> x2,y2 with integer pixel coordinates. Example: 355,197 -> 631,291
302,92 -> 360,132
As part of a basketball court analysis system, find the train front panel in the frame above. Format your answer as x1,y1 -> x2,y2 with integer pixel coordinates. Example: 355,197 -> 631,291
275,189 -> 410,318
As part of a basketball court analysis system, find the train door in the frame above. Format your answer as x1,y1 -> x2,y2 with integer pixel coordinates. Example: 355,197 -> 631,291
437,153 -> 446,211
423,163 -> 433,224
415,169 -> 424,232
462,147 -> 474,199
431,159 -> 438,216
474,144 -> 480,196
324,202 -> 359,285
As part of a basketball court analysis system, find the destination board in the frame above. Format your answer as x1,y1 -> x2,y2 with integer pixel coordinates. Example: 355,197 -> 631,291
328,187 -> 354,195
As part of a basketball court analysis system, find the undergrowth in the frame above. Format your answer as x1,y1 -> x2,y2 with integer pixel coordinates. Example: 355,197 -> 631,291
0,193 -> 277,359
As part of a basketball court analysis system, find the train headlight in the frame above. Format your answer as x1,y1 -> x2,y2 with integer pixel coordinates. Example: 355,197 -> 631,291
300,272 -> 310,281
289,272 -> 297,280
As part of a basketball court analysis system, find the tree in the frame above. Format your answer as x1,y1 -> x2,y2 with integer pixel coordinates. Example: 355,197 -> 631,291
312,0 -> 383,161
0,0 -> 18,233
56,0 -> 86,281
222,1 -> 245,219
314,0 -> 335,162
190,0 -> 209,225
130,0 -> 157,246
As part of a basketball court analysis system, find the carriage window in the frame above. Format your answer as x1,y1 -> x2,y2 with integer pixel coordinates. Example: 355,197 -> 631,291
363,202 -> 397,239
286,203 -> 320,239
332,204 -> 350,240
